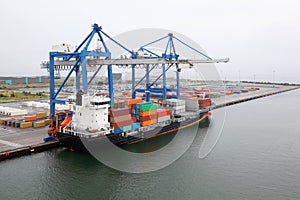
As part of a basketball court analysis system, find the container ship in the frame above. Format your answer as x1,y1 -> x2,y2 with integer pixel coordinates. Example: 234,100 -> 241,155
44,24 -> 228,151
51,93 -> 213,151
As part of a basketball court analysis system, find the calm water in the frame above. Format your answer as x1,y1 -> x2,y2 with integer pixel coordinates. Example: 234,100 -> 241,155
1,89 -> 300,200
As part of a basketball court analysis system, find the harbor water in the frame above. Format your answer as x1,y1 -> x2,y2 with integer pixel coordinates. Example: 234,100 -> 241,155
1,89 -> 300,200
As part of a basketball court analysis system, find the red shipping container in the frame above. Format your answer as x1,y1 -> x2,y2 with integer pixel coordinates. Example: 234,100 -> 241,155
157,109 -> 171,118
131,117 -> 137,123
112,120 -> 132,128
111,108 -> 130,117
110,114 -> 131,124
198,98 -> 211,108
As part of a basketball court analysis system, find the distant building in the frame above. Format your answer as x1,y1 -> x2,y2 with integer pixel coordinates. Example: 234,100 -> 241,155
0,76 -> 50,85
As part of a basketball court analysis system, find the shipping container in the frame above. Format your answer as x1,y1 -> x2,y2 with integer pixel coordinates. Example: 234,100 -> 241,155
166,99 -> 185,107
43,119 -> 51,126
33,120 -> 46,128
173,104 -> 186,110
157,109 -> 171,117
111,108 -> 130,117
118,100 -> 126,108
140,113 -> 157,122
157,115 -> 171,123
136,102 -> 152,109
131,122 -> 141,130
112,120 -> 132,128
127,98 -> 143,105
123,125 -> 132,132
198,98 -> 211,108
36,112 -> 47,118
15,121 -> 21,128
173,108 -> 185,115
20,122 -> 32,129
25,115 -> 37,122
139,103 -> 157,112
110,114 -> 131,124
140,119 -> 157,127
131,117 -> 137,123
114,128 -> 123,134
139,110 -> 157,117
185,99 -> 199,111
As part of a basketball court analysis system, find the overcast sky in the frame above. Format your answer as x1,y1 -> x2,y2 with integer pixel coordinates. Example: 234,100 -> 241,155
0,0 -> 299,83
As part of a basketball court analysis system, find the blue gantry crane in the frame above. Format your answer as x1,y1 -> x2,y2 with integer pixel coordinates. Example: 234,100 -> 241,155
48,24 -> 134,115
133,32 -> 215,101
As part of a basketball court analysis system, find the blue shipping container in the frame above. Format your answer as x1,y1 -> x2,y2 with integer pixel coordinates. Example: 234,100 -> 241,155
114,128 -> 123,134
132,122 -> 141,130
132,109 -> 136,115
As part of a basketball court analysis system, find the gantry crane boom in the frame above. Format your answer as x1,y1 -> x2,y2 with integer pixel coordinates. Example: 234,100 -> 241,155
52,57 -> 229,67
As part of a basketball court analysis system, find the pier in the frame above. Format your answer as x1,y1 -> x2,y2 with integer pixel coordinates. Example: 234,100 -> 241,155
0,84 -> 299,161
0,127 -> 59,161
213,84 -> 300,108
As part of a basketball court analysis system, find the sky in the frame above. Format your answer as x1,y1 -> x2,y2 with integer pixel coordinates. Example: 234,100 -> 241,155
0,0 -> 299,83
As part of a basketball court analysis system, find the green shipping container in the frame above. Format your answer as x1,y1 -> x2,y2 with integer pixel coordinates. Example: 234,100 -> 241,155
123,125 -> 132,132
15,122 -> 21,128
139,104 -> 157,112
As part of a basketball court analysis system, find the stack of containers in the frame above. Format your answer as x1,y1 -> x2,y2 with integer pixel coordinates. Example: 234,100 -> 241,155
198,98 -> 211,108
137,102 -> 158,127
20,114 -> 34,129
166,99 -> 186,115
110,107 -> 132,134
0,113 -> 50,129
127,98 -> 143,124
157,109 -> 171,123
0,117 -> 12,125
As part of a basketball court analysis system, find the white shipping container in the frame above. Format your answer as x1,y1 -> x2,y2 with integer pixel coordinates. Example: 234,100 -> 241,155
173,105 -> 186,111
185,99 -> 199,111
173,108 -> 185,115
157,115 -> 171,123
9,110 -> 28,116
166,99 -> 186,107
